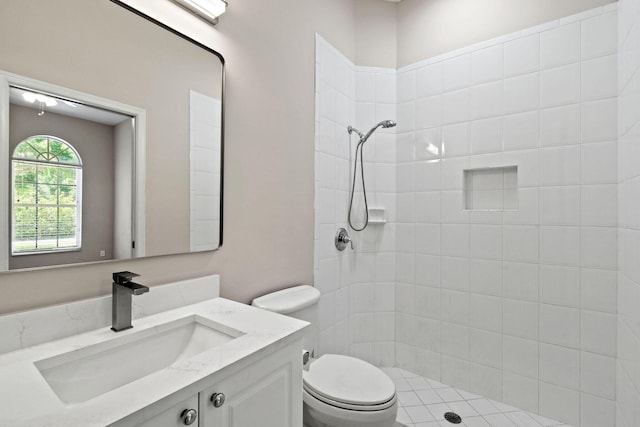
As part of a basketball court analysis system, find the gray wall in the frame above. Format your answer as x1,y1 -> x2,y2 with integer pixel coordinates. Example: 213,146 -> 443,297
354,0 -> 398,68
397,0 -> 617,67
9,105 -> 115,269
0,0 -> 357,314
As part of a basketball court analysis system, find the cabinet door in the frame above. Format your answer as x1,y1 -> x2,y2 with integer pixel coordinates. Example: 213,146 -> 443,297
200,347 -> 302,427
137,394 -> 200,427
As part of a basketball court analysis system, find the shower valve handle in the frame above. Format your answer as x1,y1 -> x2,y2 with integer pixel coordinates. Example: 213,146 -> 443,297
343,236 -> 354,250
335,228 -> 354,251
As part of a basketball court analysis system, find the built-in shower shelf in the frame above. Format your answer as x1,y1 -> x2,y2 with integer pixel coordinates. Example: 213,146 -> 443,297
464,166 -> 518,211
368,208 -> 387,224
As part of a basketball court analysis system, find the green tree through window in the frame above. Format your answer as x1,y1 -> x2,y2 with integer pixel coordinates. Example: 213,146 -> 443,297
12,136 -> 82,254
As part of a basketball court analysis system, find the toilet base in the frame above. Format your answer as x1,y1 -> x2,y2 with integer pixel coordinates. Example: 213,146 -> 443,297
303,391 -> 397,427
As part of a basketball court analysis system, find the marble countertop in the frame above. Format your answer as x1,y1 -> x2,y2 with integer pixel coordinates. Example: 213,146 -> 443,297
0,297 -> 308,426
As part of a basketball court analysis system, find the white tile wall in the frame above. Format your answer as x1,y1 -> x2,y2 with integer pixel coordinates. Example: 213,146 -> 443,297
189,91 -> 221,252
314,35 -> 397,367
616,4 -> 640,421
316,4 -> 625,426
504,34 -> 540,78
393,7 -> 618,427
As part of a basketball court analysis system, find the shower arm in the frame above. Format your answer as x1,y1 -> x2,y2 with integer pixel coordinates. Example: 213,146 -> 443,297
347,125 -> 364,140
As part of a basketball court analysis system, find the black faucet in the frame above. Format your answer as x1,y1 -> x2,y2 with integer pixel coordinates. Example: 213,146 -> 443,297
111,271 -> 149,332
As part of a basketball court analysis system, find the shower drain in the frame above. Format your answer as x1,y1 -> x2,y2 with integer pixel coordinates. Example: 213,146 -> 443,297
444,411 -> 462,424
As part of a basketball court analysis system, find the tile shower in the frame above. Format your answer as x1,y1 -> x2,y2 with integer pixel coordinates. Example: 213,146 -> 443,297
313,3 -> 636,426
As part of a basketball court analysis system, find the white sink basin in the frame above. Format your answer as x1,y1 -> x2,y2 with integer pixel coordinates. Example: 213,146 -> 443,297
35,315 -> 243,404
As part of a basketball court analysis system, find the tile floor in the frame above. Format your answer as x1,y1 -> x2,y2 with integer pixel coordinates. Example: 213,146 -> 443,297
382,367 -> 573,427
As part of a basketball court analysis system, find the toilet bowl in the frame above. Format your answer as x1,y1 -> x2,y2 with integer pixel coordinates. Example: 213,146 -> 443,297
302,354 -> 397,427
252,285 -> 398,427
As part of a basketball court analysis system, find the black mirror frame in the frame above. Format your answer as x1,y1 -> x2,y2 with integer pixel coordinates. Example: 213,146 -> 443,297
110,0 -> 225,249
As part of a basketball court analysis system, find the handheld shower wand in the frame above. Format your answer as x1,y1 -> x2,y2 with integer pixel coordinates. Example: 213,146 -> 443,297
347,120 -> 397,231
348,120 -> 395,145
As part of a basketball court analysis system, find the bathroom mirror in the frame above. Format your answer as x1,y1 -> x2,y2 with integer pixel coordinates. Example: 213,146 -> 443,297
0,0 -> 224,271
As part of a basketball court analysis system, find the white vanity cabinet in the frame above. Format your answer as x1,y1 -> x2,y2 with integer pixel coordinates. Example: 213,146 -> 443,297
128,339 -> 303,427
137,395 -> 200,427
199,343 -> 301,427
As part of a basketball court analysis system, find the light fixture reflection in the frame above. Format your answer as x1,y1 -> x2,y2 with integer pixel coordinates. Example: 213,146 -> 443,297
22,91 -> 58,107
172,0 -> 228,25
426,143 -> 440,157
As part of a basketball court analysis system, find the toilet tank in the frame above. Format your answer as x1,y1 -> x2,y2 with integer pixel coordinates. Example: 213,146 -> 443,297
251,285 -> 320,355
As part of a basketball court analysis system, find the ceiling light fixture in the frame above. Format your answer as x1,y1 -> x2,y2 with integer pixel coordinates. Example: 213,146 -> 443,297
171,0 -> 228,25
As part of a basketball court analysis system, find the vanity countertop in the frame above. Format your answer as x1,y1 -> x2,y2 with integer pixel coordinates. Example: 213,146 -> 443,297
0,297 -> 308,426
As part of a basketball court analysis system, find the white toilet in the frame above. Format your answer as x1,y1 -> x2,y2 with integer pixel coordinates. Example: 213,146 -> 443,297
252,285 -> 398,427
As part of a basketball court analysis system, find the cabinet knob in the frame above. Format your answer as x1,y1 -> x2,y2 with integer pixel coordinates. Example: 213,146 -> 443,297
180,408 -> 198,425
211,392 -> 226,408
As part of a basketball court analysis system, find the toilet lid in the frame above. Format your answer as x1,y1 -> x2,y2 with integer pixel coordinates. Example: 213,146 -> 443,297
303,354 -> 395,407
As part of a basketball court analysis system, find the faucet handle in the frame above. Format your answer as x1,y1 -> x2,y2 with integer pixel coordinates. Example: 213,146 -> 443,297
113,271 -> 140,284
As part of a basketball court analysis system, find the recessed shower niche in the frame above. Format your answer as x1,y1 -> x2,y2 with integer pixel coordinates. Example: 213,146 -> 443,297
463,166 -> 518,211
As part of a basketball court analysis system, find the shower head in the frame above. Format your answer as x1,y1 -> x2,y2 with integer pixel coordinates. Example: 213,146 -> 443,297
361,120 -> 397,143
347,120 -> 396,144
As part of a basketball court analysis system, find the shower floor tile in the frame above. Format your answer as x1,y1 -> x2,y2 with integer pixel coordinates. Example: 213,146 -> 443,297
384,368 -> 574,427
